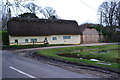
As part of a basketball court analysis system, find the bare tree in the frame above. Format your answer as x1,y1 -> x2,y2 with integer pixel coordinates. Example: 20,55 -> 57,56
2,0 -> 13,30
40,7 -> 59,19
1,0 -> 37,30
24,3 -> 41,14
98,0 -> 120,26
114,1 -> 120,26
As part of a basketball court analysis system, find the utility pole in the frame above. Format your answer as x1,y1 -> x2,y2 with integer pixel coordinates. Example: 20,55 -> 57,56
100,11 -> 103,43
100,11 -> 102,25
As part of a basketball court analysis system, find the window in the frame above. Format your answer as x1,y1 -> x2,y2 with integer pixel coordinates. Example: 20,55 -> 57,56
25,39 -> 29,43
52,37 -> 57,40
15,39 -> 18,43
31,39 -> 37,42
63,36 -> 71,39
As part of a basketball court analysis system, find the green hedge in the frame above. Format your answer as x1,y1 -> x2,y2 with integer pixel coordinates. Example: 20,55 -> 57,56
2,30 -> 9,45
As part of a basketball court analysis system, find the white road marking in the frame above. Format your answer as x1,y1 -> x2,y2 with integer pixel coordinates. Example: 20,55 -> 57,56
9,66 -> 36,78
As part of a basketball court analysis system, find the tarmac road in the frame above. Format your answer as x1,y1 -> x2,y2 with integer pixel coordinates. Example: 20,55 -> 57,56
15,43 -> 119,52
2,50 -> 98,78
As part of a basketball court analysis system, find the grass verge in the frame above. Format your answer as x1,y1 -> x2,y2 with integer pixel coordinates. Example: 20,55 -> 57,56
37,44 -> 120,71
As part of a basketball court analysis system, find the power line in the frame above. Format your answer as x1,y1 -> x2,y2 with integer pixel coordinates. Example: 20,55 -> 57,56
79,0 -> 96,11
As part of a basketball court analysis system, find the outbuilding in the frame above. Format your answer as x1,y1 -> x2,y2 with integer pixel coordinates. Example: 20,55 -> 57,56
79,23 -> 100,43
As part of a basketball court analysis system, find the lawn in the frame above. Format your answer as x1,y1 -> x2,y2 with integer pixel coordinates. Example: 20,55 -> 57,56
37,44 -> 120,70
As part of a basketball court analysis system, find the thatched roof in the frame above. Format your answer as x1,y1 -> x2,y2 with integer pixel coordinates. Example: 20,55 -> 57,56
7,17 -> 81,36
78,23 -> 100,35
79,23 -> 97,32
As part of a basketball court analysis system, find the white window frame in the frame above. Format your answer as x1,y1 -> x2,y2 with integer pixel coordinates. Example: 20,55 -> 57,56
52,37 -> 57,40
25,39 -> 29,43
31,39 -> 37,42
63,36 -> 71,39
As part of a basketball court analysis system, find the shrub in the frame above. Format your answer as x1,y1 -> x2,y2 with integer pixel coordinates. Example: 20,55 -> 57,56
2,30 -> 9,45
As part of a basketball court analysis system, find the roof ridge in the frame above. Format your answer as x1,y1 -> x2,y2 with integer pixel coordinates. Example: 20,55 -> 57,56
9,17 -> 77,23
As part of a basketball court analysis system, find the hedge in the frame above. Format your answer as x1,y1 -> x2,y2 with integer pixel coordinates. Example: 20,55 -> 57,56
2,30 -> 9,45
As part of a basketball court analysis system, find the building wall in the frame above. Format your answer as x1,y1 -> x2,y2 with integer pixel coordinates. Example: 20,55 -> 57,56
82,28 -> 99,43
82,35 -> 99,43
82,28 -> 99,35
9,35 -> 81,45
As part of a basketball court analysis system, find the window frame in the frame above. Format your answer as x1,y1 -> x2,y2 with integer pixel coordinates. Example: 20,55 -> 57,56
63,36 -> 71,39
52,37 -> 57,40
25,39 -> 29,43
31,39 -> 37,43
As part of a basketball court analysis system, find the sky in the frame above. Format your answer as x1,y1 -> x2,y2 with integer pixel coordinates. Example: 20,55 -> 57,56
33,0 -> 105,25
2,0 -> 107,25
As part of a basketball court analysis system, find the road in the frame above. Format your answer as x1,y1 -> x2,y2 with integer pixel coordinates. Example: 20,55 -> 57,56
15,43 -> 119,52
2,50 -> 98,78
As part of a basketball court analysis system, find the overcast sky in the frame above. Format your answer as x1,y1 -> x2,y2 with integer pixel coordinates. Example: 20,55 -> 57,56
3,0 -> 107,25
33,0 -> 105,25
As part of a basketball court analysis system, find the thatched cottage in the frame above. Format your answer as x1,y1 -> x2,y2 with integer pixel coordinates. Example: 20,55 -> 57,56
7,17 -> 81,45
7,18 -> 100,45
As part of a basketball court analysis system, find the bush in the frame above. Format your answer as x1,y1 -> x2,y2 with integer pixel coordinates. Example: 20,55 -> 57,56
95,25 -> 120,42
2,30 -> 9,45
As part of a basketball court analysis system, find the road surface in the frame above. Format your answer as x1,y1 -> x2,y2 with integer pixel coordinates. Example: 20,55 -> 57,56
2,50 -> 98,78
15,43 -> 119,52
